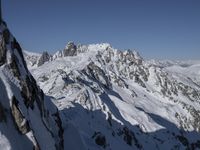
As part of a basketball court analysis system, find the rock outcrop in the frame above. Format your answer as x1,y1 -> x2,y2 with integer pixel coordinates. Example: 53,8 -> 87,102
38,51 -> 51,66
63,42 -> 77,56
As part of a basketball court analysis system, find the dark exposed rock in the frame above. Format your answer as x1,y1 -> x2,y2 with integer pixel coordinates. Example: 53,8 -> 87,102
103,47 -> 113,63
107,112 -> 112,126
191,140 -> 200,149
83,62 -> 111,88
11,38 -> 29,73
38,75 -> 49,82
1,21 -> 7,27
117,127 -> 142,149
9,54 -> 21,79
153,68 -> 200,104
63,42 -> 77,57
95,135 -> 106,148
188,107 -> 200,132
52,111 -> 64,150
20,76 -> 37,109
3,29 -> 10,44
123,49 -> 143,65
11,38 -> 21,50
175,103 -> 200,131
178,83 -> 200,101
123,127 -> 133,146
131,90 -> 137,98
0,35 -> 6,66
11,96 -> 31,134
38,51 -> 51,67
113,76 -> 128,88
176,135 -> 189,148
92,132 -> 107,148
155,71 -> 178,97
0,101 -> 6,122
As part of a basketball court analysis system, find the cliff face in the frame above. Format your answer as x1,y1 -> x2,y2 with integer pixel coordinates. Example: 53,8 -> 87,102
0,23 -> 63,149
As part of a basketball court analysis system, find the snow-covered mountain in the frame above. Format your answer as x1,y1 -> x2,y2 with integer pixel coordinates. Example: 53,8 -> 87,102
0,22 -> 64,149
24,42 -> 200,149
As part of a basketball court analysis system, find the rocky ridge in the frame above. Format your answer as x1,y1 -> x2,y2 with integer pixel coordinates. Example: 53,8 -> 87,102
26,42 -> 200,149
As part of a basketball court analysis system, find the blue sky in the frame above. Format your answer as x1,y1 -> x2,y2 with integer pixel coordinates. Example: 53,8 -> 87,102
2,0 -> 200,59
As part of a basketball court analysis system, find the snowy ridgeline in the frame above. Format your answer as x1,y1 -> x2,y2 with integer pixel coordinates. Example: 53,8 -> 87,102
24,42 -> 200,150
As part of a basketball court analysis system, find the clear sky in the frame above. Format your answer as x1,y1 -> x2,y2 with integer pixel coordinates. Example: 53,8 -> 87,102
2,0 -> 200,59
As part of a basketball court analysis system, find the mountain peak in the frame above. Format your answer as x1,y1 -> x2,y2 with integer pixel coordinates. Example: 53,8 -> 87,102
65,41 -> 76,49
63,41 -> 77,57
